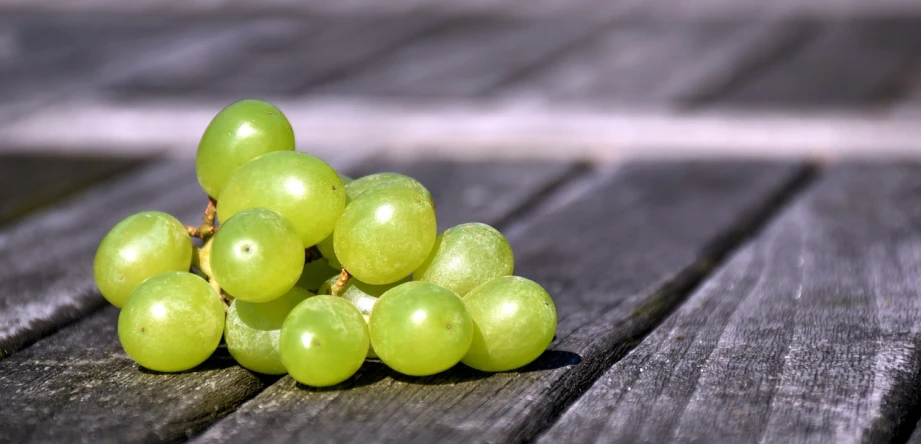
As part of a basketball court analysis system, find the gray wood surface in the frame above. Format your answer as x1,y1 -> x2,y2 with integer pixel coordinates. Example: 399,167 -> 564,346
0,162 -> 205,359
503,21 -> 811,105
107,15 -> 448,98
710,19 -> 921,108
314,17 -> 600,98
541,163 -> 921,444
0,306 -> 268,443
191,161 -> 810,444
0,159 -> 575,443
0,154 -> 140,227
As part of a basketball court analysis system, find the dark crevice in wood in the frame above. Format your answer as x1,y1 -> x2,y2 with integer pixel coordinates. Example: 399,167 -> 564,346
530,162 -> 821,442
881,337 -> 921,444
294,15 -> 462,94
0,291 -> 107,362
678,20 -> 819,109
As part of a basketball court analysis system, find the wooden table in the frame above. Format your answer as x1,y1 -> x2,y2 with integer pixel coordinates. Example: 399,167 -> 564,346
7,4 -> 921,442
3,154 -> 921,443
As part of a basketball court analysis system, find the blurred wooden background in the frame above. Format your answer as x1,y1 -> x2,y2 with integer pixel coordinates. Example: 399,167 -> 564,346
3,0 -> 921,160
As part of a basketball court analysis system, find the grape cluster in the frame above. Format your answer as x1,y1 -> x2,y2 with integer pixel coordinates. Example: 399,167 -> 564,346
93,99 -> 558,386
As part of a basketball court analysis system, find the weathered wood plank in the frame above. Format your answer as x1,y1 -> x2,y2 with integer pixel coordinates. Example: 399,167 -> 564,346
0,154 -> 141,227
503,20 -> 811,105
0,159 -> 575,443
0,162 -> 204,359
708,19 -> 921,108
313,17 -> 597,98
208,16 -> 450,97
540,163 -> 921,444
0,14 -> 287,122
107,15 -> 448,98
0,306 -> 267,443
191,161 -> 811,444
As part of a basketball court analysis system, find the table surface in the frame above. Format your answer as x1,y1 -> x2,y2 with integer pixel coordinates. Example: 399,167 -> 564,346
5,4 -> 921,443
2,156 -> 921,444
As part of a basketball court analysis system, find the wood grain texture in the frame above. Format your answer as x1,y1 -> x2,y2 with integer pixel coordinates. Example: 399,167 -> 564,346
0,162 -> 206,358
711,19 -> 921,108
107,15 -> 448,98
0,154 -> 141,227
503,20 -> 810,105
314,17 -> 597,98
191,161 -> 810,444
540,163 -> 921,444
0,14 -> 273,113
0,159 -> 575,443
0,306 -> 268,444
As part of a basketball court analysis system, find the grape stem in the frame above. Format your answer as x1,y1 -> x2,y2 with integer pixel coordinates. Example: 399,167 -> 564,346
330,269 -> 351,296
186,198 -> 219,241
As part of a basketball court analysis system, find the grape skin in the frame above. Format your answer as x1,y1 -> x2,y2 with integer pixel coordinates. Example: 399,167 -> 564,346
315,231 -> 341,269
461,276 -> 557,372
279,296 -> 369,387
370,281 -> 473,376
118,271 -> 224,372
334,183 -> 437,285
225,287 -> 315,375
414,222 -> 514,296
94,211 -> 193,308
319,173 -> 432,270
195,99 -> 295,198
211,208 -> 305,303
319,274 -> 409,359
345,172 -> 434,207
217,151 -> 345,247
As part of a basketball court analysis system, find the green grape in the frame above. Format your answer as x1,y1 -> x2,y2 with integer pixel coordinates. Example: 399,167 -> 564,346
345,172 -> 433,206
211,208 -> 304,303
319,274 -> 409,359
94,211 -> 193,308
296,259 -> 340,293
225,287 -> 314,374
316,172 -> 421,270
370,281 -> 473,376
279,296 -> 370,387
319,274 -> 408,303
195,99 -> 295,198
316,231 -> 341,269
217,151 -> 346,247
339,174 -> 354,185
334,183 -> 437,285
415,223 -> 514,296
118,271 -> 224,372
462,276 -> 557,372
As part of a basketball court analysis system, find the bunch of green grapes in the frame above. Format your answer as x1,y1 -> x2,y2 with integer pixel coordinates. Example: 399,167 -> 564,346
93,99 -> 557,386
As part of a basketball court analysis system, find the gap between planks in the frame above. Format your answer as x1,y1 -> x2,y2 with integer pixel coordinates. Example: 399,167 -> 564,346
520,162 -> 819,442
538,163 -> 921,443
